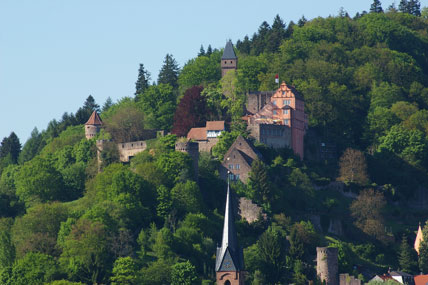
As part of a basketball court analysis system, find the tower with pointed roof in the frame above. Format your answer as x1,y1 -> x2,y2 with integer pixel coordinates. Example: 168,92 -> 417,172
221,40 -> 238,77
85,111 -> 103,139
216,181 -> 245,285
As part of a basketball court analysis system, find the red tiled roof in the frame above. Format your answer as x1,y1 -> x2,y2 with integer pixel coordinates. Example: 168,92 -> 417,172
206,121 -> 225,131
415,275 -> 428,285
85,111 -> 103,125
187,127 -> 207,140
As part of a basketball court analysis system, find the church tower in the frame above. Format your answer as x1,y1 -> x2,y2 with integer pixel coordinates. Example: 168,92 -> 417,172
221,40 -> 238,77
216,181 -> 245,285
84,110 -> 103,139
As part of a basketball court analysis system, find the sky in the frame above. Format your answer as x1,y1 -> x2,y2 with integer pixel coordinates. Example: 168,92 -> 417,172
0,0 -> 425,144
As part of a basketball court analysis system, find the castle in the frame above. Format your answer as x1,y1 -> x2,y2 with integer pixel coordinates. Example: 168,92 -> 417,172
221,40 -> 308,159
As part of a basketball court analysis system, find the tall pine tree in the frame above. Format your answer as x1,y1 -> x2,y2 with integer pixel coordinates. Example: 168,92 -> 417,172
135,63 -> 151,95
158,54 -> 180,89
370,0 -> 384,13
408,0 -> 421,16
399,234 -> 418,273
0,132 -> 21,164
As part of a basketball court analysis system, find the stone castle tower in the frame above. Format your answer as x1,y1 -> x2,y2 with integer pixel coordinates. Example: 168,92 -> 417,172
175,141 -> 199,179
316,247 -> 338,285
85,111 -> 103,139
216,182 -> 245,285
221,40 -> 237,77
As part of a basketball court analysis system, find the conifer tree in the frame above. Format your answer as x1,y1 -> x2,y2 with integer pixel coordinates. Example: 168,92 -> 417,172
399,234 -> 418,273
102,96 -> 113,112
419,225 -> 428,273
0,132 -> 21,164
399,0 -> 410,13
248,159 -> 271,206
198,45 -> 205,56
158,54 -> 180,89
206,44 -> 213,56
408,0 -> 421,16
135,63 -> 151,95
298,16 -> 307,27
370,0 -> 384,13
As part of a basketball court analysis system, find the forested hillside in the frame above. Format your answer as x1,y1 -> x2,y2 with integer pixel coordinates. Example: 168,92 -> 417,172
1,4 -> 428,285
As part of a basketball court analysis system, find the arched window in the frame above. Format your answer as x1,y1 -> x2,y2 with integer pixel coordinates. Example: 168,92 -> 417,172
225,281 -> 231,285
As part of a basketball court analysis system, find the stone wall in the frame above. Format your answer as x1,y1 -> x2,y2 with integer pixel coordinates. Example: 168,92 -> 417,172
118,141 -> 147,162
197,138 -> 219,153
246,91 -> 275,114
340,274 -> 362,285
238,197 -> 264,224
248,123 -> 291,149
216,271 -> 244,285
175,142 -> 199,180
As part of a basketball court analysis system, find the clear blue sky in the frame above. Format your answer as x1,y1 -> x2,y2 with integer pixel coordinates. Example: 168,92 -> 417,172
0,0 -> 420,144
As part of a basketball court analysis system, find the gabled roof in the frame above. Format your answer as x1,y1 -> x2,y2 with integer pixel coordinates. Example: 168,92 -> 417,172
85,111 -> 103,125
223,135 -> 262,164
222,40 -> 237,60
215,182 -> 244,272
206,121 -> 225,131
187,127 -> 207,141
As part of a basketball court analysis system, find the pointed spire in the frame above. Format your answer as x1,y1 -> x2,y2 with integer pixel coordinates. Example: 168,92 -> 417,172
215,178 -> 244,272
85,110 -> 103,126
222,40 -> 237,60
415,222 -> 424,255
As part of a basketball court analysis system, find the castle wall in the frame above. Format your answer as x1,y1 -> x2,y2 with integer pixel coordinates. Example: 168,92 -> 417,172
196,138 -> 219,153
317,247 -> 339,285
246,91 -> 274,114
118,141 -> 147,162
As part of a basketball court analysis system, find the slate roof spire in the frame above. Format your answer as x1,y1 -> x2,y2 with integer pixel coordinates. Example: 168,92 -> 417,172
215,178 -> 244,272
222,40 -> 237,60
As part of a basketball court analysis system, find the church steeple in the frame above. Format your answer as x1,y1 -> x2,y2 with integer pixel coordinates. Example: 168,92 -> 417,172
216,180 -> 245,285
221,40 -> 238,77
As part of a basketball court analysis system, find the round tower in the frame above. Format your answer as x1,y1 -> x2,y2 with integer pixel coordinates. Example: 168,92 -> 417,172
85,111 -> 103,139
175,141 -> 199,179
316,247 -> 338,285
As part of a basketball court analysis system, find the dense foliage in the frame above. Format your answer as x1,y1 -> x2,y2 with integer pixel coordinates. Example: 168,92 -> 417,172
1,4 -> 428,284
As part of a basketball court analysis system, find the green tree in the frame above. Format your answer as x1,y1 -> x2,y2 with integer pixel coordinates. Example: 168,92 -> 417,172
15,156 -> 64,206
157,185 -> 173,220
59,218 -> 113,284
370,0 -> 383,13
111,256 -> 138,285
135,63 -> 151,95
158,54 -> 180,89
102,96 -> 113,112
18,127 -> 44,164
171,181 -> 203,216
155,151 -> 193,185
153,227 -> 175,260
10,252 -> 60,285
139,259 -> 172,285
137,84 -> 176,130
398,234 -> 418,273
104,104 -> 145,142
248,160 -> 272,206
0,218 -> 14,269
256,226 -> 288,284
0,132 -> 21,164
171,260 -> 198,285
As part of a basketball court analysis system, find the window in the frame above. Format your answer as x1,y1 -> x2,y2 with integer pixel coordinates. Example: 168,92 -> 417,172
283,99 -> 291,105
283,109 -> 289,115
272,100 -> 276,105
273,110 -> 277,115
282,91 -> 285,95
236,164 -> 240,170
235,174 -> 240,180
284,119 -> 289,125
229,164 -> 234,170
230,61 -> 233,63
229,173 -> 234,181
